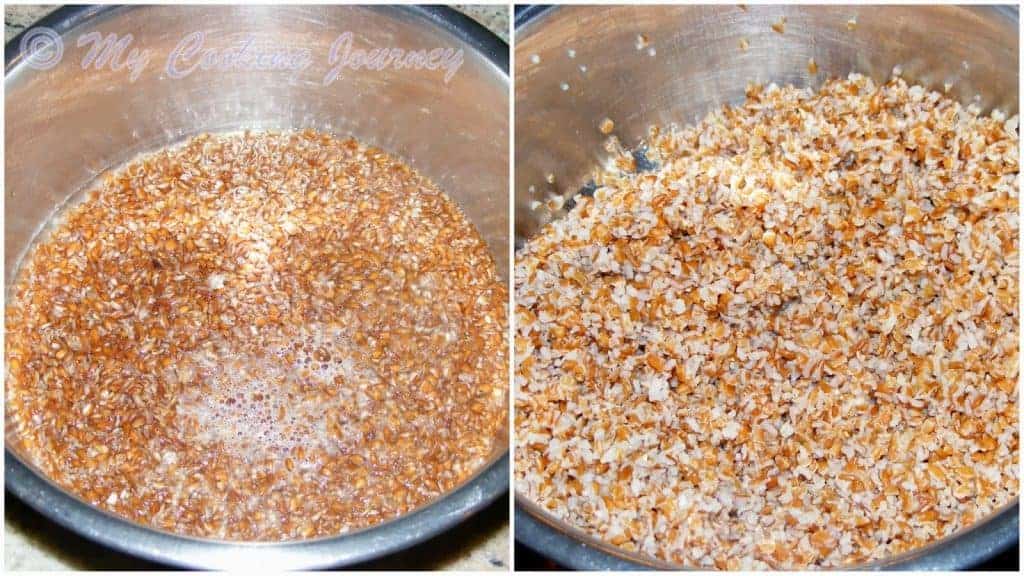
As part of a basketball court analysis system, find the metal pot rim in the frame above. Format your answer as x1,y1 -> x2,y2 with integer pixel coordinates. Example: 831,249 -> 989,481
4,5 -> 509,570
516,493 -> 1019,571
513,4 -> 1019,571
5,5 -> 509,73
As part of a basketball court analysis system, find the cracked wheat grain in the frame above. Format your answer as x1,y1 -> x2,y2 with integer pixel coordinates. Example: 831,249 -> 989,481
514,75 -> 1018,569
7,131 -> 508,541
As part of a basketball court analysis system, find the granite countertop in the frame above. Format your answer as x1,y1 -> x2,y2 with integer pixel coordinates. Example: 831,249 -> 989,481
3,4 -> 508,571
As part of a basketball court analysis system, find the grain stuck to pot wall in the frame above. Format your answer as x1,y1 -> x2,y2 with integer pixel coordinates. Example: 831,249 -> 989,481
6,131 -> 508,541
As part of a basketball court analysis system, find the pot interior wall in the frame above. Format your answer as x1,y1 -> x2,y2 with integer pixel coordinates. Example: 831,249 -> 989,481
6,5 -> 509,285
515,5 -> 1018,243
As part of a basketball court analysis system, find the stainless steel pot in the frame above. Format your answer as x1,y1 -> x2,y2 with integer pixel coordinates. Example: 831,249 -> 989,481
5,5 -> 508,569
514,5 -> 1018,570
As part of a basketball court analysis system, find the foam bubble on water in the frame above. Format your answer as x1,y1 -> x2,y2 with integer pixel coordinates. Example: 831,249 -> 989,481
179,324 -> 377,466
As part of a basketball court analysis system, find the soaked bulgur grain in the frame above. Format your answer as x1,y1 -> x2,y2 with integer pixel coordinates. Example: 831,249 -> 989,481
515,75 -> 1018,569
6,130 -> 508,541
